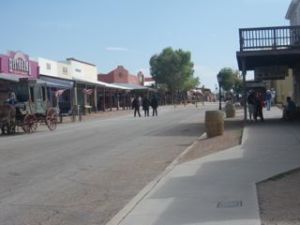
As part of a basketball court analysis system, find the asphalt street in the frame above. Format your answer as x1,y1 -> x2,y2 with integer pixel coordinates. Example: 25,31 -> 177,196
0,104 -> 216,225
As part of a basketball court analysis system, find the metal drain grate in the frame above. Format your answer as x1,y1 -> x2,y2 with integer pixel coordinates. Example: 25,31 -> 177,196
217,201 -> 243,208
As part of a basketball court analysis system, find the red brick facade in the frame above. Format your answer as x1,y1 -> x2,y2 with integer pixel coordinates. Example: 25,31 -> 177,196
98,65 -> 143,85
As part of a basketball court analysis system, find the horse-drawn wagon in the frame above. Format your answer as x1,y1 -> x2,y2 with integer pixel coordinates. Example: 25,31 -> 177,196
0,79 -> 58,134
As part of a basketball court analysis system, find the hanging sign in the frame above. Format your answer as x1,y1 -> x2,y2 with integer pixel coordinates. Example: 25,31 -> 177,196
255,66 -> 288,80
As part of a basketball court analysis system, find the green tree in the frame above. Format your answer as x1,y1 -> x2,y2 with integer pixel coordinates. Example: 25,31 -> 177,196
232,71 -> 243,95
150,47 -> 198,102
216,68 -> 236,91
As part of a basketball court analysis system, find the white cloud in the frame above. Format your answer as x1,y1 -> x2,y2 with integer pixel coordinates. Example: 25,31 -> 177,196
105,47 -> 129,52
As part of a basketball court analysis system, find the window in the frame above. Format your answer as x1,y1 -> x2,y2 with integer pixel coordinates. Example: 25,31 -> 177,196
63,67 -> 68,74
30,87 -> 34,102
42,87 -> 46,101
75,68 -> 81,73
46,63 -> 51,70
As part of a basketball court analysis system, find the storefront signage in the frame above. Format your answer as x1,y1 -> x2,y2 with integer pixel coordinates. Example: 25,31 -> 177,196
8,51 -> 31,75
255,66 -> 288,80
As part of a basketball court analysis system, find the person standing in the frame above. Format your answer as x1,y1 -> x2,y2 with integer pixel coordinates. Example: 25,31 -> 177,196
247,91 -> 255,121
151,96 -> 158,116
142,96 -> 150,117
132,96 -> 141,117
265,90 -> 272,111
254,92 -> 264,122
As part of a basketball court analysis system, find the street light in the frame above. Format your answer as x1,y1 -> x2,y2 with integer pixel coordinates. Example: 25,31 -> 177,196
217,75 -> 222,110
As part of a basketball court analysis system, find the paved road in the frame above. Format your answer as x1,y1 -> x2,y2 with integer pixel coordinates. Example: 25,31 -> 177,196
0,104 -> 216,225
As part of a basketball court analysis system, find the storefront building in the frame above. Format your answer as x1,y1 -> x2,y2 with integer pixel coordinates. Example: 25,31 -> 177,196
38,57 -> 74,114
0,51 -> 39,104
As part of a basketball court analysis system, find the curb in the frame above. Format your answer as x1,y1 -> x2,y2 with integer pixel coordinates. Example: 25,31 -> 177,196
105,132 -> 207,225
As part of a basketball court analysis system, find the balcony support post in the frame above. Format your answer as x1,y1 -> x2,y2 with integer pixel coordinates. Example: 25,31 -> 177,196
242,59 -> 247,122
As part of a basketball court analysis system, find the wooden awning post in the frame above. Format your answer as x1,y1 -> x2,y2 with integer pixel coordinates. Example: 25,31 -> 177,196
242,59 -> 247,122
103,87 -> 106,112
94,86 -> 98,112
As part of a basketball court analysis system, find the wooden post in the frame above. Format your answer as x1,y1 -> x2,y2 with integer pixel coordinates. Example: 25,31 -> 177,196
110,90 -> 113,111
103,87 -> 106,112
242,59 -> 247,122
94,86 -> 98,112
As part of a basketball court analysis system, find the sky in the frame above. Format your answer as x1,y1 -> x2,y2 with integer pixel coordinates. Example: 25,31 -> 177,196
0,0 -> 292,90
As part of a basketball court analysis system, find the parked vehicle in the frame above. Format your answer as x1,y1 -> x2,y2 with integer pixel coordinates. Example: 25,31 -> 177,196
0,79 -> 57,135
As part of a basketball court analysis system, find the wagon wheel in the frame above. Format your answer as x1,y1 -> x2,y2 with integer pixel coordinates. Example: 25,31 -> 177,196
46,108 -> 57,131
22,114 -> 37,133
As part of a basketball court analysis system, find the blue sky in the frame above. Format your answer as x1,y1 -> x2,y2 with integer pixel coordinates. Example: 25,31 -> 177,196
0,0 -> 291,90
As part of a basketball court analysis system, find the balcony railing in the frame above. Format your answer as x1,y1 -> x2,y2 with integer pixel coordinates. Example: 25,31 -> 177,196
239,26 -> 300,51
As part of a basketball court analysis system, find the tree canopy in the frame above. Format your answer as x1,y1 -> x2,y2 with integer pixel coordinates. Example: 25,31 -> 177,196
149,47 -> 199,93
217,67 -> 241,92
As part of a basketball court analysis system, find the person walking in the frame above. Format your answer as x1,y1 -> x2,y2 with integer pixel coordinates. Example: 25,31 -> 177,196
150,96 -> 158,116
132,96 -> 141,117
247,91 -> 255,121
142,96 -> 150,117
254,92 -> 264,122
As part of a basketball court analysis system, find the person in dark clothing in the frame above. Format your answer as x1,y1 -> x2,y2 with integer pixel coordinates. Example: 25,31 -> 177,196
142,97 -> 150,117
283,96 -> 297,120
254,92 -> 264,122
132,97 -> 141,117
150,96 -> 158,116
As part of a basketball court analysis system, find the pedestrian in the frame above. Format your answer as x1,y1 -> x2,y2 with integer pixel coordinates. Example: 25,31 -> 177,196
132,96 -> 141,117
247,90 -> 255,121
5,92 -> 17,105
265,90 -> 272,111
150,95 -> 158,116
254,92 -> 264,122
142,96 -> 150,117
283,96 -> 297,120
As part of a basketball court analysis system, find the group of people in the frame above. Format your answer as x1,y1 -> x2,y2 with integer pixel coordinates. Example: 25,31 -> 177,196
247,90 -> 265,122
131,96 -> 158,117
248,89 -> 297,121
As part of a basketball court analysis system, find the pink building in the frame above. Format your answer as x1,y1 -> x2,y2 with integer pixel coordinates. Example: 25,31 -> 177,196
0,51 -> 39,103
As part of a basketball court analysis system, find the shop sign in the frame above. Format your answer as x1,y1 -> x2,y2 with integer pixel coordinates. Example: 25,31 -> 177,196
8,51 -> 31,75
255,66 -> 288,80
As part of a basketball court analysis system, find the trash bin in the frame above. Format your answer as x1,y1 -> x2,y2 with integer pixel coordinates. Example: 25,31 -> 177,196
205,110 -> 224,138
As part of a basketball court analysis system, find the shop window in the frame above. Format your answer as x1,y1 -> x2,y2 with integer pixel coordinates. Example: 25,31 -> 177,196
46,63 -> 51,70
63,67 -> 68,74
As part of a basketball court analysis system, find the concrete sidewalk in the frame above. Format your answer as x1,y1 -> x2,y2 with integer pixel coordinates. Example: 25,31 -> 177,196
107,107 -> 300,225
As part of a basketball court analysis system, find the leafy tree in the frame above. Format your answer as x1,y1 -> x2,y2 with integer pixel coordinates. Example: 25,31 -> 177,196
216,68 -> 236,91
232,71 -> 243,95
150,47 -> 198,101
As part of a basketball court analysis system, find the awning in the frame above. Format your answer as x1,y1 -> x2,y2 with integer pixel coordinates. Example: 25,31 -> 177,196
0,73 -> 29,82
112,83 -> 149,90
39,75 -> 74,89
73,77 -> 130,90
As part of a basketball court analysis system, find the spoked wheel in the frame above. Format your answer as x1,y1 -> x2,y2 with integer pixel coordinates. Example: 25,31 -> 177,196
46,108 -> 57,131
22,114 -> 38,133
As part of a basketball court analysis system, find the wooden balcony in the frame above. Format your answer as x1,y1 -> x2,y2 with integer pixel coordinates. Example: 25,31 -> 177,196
237,26 -> 300,71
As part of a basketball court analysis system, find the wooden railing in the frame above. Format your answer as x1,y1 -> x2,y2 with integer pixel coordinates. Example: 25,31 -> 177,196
239,26 -> 300,51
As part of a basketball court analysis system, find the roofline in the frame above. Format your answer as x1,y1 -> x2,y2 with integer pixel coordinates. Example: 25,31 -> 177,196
66,57 -> 96,67
286,0 -> 299,20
